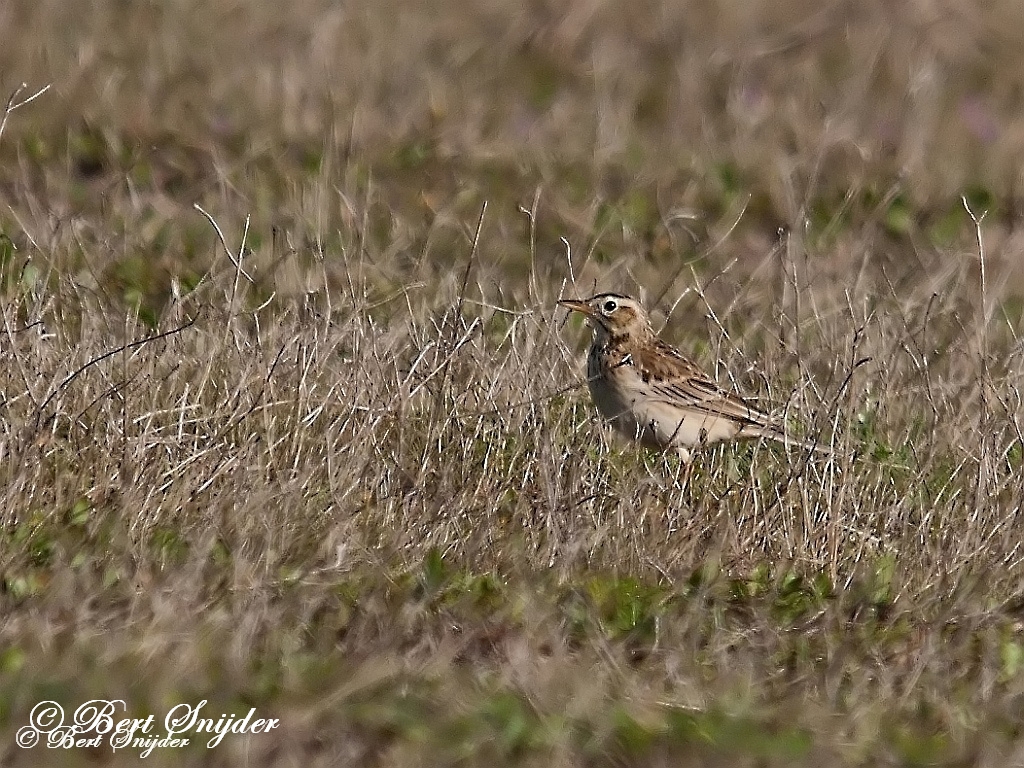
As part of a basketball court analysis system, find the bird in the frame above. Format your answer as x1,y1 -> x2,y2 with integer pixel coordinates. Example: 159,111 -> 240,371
558,292 -> 827,462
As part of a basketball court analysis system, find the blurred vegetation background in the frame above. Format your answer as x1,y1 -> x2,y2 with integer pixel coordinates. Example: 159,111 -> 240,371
4,0 -> 1024,315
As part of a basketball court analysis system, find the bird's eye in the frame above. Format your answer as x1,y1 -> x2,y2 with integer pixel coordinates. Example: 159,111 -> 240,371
602,299 -> 617,313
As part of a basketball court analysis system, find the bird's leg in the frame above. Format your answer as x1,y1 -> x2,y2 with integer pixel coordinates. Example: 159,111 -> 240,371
670,446 -> 694,492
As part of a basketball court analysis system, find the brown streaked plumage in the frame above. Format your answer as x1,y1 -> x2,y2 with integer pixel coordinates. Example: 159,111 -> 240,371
559,293 -> 827,462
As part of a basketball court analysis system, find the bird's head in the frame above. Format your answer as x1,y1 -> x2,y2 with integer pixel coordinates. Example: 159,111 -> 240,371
558,293 -> 652,343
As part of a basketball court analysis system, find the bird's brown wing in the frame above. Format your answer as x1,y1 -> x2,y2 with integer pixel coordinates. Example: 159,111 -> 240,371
630,339 -> 773,428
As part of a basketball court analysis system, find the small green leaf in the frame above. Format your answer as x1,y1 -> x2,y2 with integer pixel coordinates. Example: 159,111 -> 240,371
1001,639 -> 1024,681
68,497 -> 92,527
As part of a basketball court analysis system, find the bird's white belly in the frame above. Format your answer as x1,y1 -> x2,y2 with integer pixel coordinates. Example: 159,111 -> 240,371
589,378 -> 741,450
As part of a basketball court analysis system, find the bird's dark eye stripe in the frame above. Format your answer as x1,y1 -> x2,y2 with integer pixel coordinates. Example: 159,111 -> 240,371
603,300 -> 617,312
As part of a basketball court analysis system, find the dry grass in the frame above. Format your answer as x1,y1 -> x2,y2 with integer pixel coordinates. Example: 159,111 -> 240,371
3,1 -> 1024,766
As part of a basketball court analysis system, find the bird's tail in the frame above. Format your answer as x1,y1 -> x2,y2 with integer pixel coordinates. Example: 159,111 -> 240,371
739,424 -> 833,455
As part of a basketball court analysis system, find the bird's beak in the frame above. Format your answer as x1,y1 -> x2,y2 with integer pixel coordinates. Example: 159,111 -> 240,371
558,298 -> 593,317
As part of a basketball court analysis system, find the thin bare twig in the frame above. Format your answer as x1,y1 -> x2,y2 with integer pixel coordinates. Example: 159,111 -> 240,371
32,316 -> 198,432
0,83 -> 51,146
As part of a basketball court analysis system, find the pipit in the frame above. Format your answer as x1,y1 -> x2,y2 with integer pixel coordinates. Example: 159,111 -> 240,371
559,293 -> 827,462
